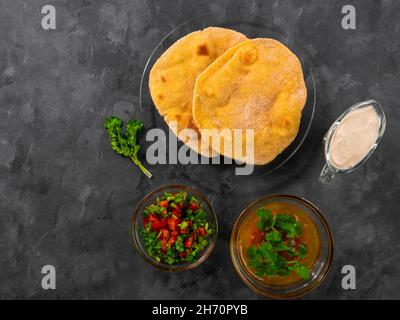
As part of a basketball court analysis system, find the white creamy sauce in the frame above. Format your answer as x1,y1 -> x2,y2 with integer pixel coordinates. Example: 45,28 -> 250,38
329,105 -> 380,170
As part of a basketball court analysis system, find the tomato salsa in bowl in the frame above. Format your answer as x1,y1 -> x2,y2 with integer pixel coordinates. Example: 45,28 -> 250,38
230,195 -> 333,298
132,185 -> 218,272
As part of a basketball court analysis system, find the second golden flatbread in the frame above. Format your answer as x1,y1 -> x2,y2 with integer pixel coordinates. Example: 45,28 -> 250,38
193,38 -> 307,165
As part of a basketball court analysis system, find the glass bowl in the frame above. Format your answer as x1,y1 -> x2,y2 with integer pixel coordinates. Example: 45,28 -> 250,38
230,194 -> 334,299
139,11 -> 316,177
132,185 -> 218,272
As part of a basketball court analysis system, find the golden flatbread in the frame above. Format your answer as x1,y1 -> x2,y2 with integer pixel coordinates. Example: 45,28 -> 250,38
149,27 -> 247,157
193,38 -> 307,165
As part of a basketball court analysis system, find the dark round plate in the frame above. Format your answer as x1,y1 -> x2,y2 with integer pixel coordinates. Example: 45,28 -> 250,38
139,12 -> 316,177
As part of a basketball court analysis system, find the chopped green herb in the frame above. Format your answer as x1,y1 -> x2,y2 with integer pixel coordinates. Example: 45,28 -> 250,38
256,208 -> 274,230
246,208 -> 311,280
297,243 -> 308,259
274,214 -> 302,238
178,221 -> 189,230
265,229 -> 281,243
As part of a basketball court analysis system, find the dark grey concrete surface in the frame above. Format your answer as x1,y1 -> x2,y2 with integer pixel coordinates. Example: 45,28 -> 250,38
0,0 -> 399,299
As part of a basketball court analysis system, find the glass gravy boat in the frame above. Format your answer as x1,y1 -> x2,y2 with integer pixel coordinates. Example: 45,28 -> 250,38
320,99 -> 386,183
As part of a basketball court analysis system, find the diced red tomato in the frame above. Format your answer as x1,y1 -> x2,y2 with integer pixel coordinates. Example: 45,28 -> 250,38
144,214 -> 166,231
251,231 -> 266,246
290,238 -> 300,248
159,229 -> 170,241
172,208 -> 181,218
143,213 -> 158,226
166,217 -> 181,231
159,200 -> 169,208
179,252 -> 187,258
189,203 -> 199,211
167,236 -> 177,247
180,228 -> 188,234
187,220 -> 193,228
160,239 -> 167,252
151,219 -> 166,231
184,236 -> 193,248
279,251 -> 291,261
171,230 -> 178,237
197,226 -> 207,236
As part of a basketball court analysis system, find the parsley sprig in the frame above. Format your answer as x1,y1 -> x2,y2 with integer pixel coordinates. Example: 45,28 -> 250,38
247,208 -> 311,280
104,116 -> 152,178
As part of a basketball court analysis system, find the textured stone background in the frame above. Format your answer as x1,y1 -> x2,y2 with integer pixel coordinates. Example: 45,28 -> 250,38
0,0 -> 399,300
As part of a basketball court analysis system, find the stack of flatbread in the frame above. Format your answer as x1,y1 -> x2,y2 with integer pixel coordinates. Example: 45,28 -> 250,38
149,27 -> 307,165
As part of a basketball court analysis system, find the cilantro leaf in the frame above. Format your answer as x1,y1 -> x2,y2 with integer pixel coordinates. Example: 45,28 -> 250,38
275,214 -> 302,238
256,208 -> 274,231
259,242 -> 278,262
297,243 -> 308,259
288,261 -> 311,280
274,242 -> 291,252
265,229 -> 281,243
